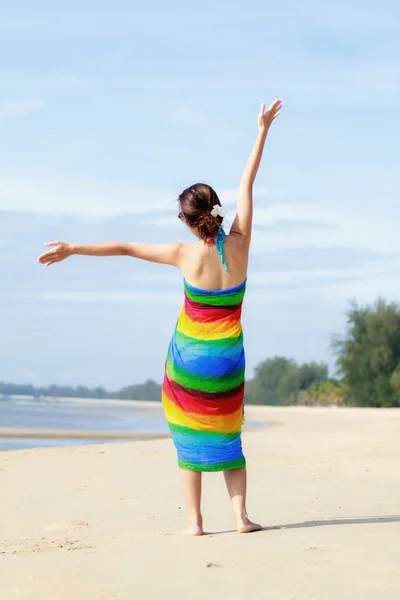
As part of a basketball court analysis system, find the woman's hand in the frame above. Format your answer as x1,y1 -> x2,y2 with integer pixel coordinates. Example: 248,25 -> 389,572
37,241 -> 73,266
257,99 -> 282,133
230,98 -> 282,241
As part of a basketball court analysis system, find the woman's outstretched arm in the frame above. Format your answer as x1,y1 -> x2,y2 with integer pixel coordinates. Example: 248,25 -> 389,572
230,99 -> 282,242
37,240 -> 187,267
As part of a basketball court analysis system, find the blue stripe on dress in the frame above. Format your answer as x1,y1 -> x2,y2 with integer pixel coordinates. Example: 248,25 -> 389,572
168,340 -> 245,376
184,278 -> 247,296
173,433 -> 243,466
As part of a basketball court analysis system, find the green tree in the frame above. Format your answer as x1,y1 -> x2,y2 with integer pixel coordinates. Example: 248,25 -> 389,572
245,357 -> 327,405
298,362 -> 329,390
0,380 -> 162,402
299,380 -> 348,406
117,379 -> 161,401
276,363 -> 301,405
390,363 -> 400,394
332,298 -> 400,407
246,356 -> 298,405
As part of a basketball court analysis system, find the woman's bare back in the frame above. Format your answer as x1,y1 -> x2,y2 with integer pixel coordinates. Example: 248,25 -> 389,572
179,234 -> 249,291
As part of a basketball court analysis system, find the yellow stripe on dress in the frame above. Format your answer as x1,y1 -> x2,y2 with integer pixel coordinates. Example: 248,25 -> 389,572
162,391 -> 243,434
176,308 -> 242,341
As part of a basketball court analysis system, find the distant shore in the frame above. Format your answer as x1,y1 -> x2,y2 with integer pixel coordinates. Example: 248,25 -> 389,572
1,393 -> 163,409
0,395 -> 268,443
0,428 -> 169,441
0,395 -> 169,449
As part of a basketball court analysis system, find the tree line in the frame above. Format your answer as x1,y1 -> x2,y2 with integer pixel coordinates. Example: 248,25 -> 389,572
246,298 -> 400,407
1,299 -> 399,407
0,380 -> 161,402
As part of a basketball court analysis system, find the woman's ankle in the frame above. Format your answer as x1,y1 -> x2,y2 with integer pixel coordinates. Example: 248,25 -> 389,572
234,507 -> 248,524
189,512 -> 203,527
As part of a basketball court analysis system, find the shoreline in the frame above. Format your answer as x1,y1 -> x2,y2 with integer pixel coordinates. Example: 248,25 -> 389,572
1,401 -> 398,453
0,428 -> 170,441
0,398 -> 268,448
3,393 -> 400,411
1,394 -> 163,409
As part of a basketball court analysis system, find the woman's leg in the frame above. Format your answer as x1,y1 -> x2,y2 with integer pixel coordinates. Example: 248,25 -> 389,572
179,469 -> 204,536
223,467 -> 262,533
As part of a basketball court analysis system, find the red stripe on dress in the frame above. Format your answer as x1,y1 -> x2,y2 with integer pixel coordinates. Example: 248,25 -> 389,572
163,375 -> 244,416
185,297 -> 243,312
184,297 -> 243,324
166,375 -> 244,400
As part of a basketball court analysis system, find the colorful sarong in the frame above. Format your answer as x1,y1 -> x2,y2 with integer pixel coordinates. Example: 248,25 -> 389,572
162,279 -> 246,472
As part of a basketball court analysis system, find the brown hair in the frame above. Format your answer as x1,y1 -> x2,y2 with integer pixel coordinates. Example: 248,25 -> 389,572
178,183 -> 223,241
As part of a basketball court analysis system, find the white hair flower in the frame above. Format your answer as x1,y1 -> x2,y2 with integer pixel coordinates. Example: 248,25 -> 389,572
210,205 -> 225,218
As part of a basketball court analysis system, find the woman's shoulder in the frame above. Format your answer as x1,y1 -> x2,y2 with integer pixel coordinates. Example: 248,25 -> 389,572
225,231 -> 250,247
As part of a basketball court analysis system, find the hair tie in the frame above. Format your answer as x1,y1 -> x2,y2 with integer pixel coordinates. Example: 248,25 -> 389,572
210,205 -> 225,218
213,228 -> 228,271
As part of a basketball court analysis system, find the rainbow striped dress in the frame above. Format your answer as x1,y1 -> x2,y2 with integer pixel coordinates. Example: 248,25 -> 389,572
162,279 -> 246,472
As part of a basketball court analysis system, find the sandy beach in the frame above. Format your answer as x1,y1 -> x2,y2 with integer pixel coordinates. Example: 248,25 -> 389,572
1,406 -> 399,600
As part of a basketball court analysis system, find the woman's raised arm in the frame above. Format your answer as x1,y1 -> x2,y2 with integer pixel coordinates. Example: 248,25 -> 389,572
230,99 -> 282,242
37,240 -> 187,268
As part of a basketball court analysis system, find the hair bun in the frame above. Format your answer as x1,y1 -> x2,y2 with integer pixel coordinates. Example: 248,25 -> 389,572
197,213 -> 221,240
178,183 -> 223,240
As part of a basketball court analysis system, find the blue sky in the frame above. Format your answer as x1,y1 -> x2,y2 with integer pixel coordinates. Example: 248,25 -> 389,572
1,0 -> 399,389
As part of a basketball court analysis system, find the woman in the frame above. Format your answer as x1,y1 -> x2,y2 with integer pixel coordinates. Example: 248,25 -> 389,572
38,99 -> 282,536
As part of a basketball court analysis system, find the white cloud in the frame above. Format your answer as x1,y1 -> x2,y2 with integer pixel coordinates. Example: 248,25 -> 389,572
168,105 -> 235,142
4,62 -> 398,95
147,215 -> 178,228
252,254 -> 400,284
251,268 -> 353,286
0,175 -> 176,216
0,174 -> 265,218
0,0 -> 399,101
0,173 -> 275,219
25,290 -> 182,305
318,275 -> 400,305
251,201 -> 399,255
0,100 -> 42,119
135,272 -> 179,285
281,0 -> 400,35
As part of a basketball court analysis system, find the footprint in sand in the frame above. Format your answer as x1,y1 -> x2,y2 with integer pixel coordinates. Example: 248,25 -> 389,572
43,520 -> 90,532
9,538 -> 93,554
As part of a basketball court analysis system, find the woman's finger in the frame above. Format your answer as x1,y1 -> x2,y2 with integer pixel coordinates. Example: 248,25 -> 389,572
38,251 -> 57,263
38,252 -> 51,261
45,241 -> 59,247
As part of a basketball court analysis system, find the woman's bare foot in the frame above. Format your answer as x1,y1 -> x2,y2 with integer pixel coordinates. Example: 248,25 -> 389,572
224,468 -> 261,534
181,523 -> 204,536
237,517 -> 262,534
179,470 -> 203,536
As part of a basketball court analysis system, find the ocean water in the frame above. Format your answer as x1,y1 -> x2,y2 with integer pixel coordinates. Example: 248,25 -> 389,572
0,398 -> 263,452
0,398 -> 168,451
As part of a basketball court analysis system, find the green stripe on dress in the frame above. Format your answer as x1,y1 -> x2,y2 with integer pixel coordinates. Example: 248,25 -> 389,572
178,456 -> 246,472
174,329 -> 243,348
185,287 -> 246,307
166,357 -> 245,393
168,422 -> 240,441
